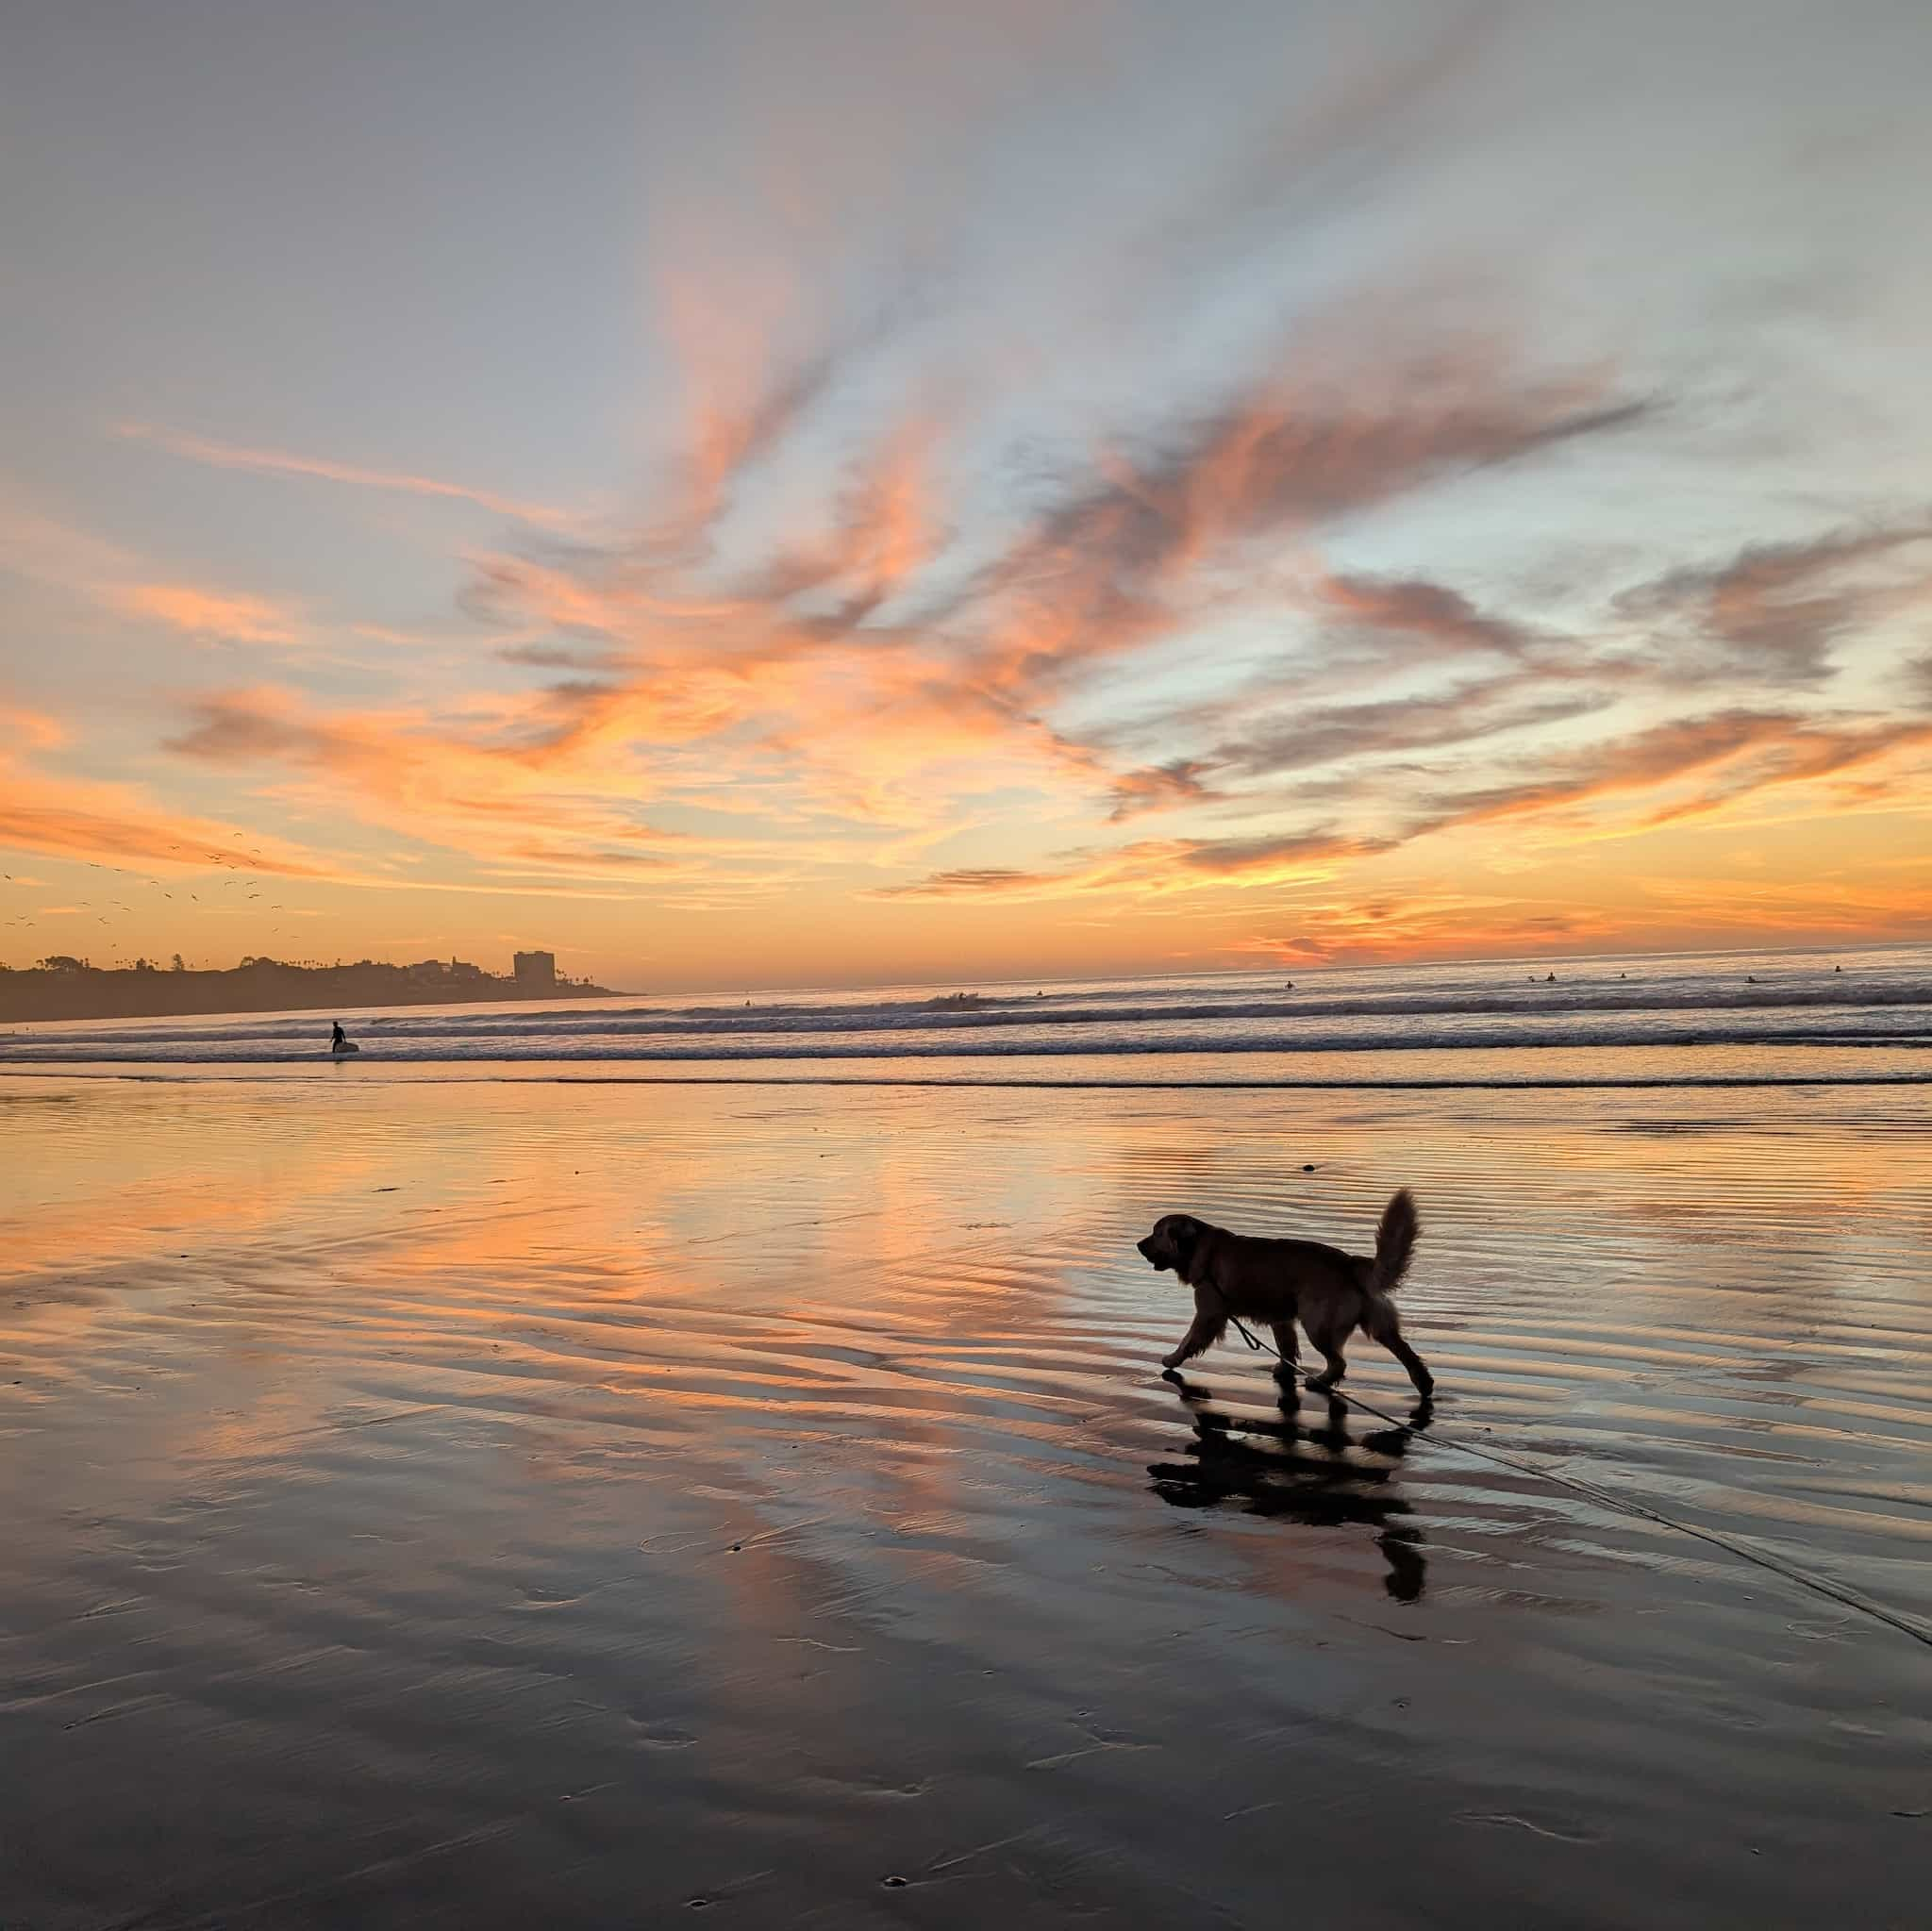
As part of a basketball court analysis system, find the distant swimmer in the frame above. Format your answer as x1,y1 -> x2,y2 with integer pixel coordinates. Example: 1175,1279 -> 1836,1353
1747,975 -> 1760,984
1545,972 -> 1556,982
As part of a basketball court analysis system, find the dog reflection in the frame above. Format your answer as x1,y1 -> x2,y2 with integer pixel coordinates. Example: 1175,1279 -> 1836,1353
1148,1375 -> 1431,1602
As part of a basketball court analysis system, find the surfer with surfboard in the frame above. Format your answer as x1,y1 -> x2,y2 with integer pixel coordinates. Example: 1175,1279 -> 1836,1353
329,1021 -> 358,1056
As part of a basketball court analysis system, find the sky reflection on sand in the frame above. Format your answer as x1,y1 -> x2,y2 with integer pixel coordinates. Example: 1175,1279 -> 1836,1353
1,1079 -> 1928,1924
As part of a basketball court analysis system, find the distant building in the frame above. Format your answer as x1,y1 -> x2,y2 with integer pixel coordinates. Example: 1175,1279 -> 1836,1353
408,958 -> 445,983
513,949 -> 556,988
449,958 -> 483,982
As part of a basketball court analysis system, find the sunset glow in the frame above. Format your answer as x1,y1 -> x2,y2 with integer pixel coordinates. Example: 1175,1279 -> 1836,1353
5,2 -> 1929,989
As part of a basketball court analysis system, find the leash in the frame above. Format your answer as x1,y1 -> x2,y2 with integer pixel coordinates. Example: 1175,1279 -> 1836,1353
1197,1319 -> 1932,1653
1229,1313 -> 1276,1358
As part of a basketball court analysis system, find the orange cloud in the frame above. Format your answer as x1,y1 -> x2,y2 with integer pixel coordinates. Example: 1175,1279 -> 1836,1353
161,684 -> 840,897
0,749 -> 325,876
947,374 -> 1645,715
95,301 -> 1919,962
874,706 -> 1932,910
1409,709 -> 1932,841
1105,759 -> 1220,821
1,504 -> 309,656
430,341 -> 1655,854
873,829 -> 1385,902
1224,864 -> 1932,967
106,582 -> 299,644
1226,895 -> 1624,966
1,705 -> 68,752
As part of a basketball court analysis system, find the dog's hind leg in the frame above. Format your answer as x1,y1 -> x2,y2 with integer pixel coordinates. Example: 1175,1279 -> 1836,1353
1362,1296 -> 1434,1398
1161,1307 -> 1227,1371
1302,1317 -> 1350,1391
1305,1345 -> 1348,1392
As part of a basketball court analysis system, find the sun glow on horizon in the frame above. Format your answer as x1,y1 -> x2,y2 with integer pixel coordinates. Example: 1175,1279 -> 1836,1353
4,3 -> 1930,988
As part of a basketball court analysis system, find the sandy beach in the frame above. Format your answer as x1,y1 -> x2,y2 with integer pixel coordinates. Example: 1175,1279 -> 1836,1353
1,1074 -> 1925,1927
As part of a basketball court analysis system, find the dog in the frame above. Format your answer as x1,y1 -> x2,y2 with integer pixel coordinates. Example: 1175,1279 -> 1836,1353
1136,1189 -> 1433,1397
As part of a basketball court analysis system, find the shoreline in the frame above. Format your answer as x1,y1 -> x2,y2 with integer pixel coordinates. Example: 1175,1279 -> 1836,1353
3,1066 -> 1927,1089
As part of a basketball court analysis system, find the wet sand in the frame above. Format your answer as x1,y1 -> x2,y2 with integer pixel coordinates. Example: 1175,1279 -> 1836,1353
2,1078 -> 1928,1927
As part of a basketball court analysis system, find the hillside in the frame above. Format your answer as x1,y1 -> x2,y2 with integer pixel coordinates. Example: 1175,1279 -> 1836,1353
0,956 -> 616,1024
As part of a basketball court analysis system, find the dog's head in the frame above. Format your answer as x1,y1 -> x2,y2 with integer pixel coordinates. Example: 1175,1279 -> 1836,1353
1137,1214 -> 1207,1276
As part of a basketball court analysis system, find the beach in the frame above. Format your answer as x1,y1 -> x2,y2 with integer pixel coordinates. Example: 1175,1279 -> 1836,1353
11,0 -> 1932,1915
3,1057 -> 1928,1927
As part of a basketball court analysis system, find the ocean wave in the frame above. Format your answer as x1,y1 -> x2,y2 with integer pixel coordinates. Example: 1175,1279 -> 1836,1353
4,1021 -> 1929,1064
10,976 -> 1930,1053
7,952 -> 1928,1074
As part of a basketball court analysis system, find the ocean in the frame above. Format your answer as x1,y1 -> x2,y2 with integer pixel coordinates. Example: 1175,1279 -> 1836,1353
4,941 -> 1928,1084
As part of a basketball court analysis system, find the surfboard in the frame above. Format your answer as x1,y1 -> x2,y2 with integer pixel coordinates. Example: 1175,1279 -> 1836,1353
329,1040 -> 360,1056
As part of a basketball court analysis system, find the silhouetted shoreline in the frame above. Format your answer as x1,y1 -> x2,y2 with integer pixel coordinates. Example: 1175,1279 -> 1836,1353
0,956 -> 615,1024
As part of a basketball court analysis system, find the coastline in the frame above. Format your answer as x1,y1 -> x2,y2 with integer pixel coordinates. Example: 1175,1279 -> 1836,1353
0,969 -> 619,1026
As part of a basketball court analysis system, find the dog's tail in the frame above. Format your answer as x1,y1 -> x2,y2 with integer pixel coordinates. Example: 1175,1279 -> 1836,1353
1370,1188 -> 1419,1294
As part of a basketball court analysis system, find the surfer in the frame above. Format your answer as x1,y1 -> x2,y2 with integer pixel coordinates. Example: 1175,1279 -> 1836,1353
330,1021 -> 348,1051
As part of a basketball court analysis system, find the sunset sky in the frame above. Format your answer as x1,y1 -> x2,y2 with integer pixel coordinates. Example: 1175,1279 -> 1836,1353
4,0 -> 1929,990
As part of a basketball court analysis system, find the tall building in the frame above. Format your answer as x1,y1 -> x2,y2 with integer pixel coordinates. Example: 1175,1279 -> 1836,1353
513,950 -> 556,988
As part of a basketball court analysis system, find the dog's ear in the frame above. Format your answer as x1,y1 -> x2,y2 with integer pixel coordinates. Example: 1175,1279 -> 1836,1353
1170,1216 -> 1200,1268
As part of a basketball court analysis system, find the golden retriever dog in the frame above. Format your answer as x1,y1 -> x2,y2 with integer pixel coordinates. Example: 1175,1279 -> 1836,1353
1136,1189 -> 1433,1397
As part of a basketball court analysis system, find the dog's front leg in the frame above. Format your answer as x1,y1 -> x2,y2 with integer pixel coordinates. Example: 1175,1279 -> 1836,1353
1161,1291 -> 1227,1370
1269,1321 -> 1301,1380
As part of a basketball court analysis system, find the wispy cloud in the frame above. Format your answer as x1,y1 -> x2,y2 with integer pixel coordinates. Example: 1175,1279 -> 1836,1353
105,582 -> 299,645
1106,759 -> 1221,821
873,828 -> 1386,901
1,705 -> 69,752
1616,521 -> 1932,685
1225,895 -> 1622,966
410,339 -> 1657,851
79,343 -> 1932,941
114,423 -> 575,530
1314,570 -> 1541,658
1210,676 -> 1602,783
1407,708 -> 1932,841
875,703 -> 1932,909
0,747 -> 325,876
0,504 -> 310,657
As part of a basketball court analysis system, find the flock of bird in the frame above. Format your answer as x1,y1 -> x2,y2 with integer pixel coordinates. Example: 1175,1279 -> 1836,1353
1,835 -> 299,968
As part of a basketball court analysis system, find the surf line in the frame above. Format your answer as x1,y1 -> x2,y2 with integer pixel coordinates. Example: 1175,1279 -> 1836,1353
1217,1314 -> 1932,1652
